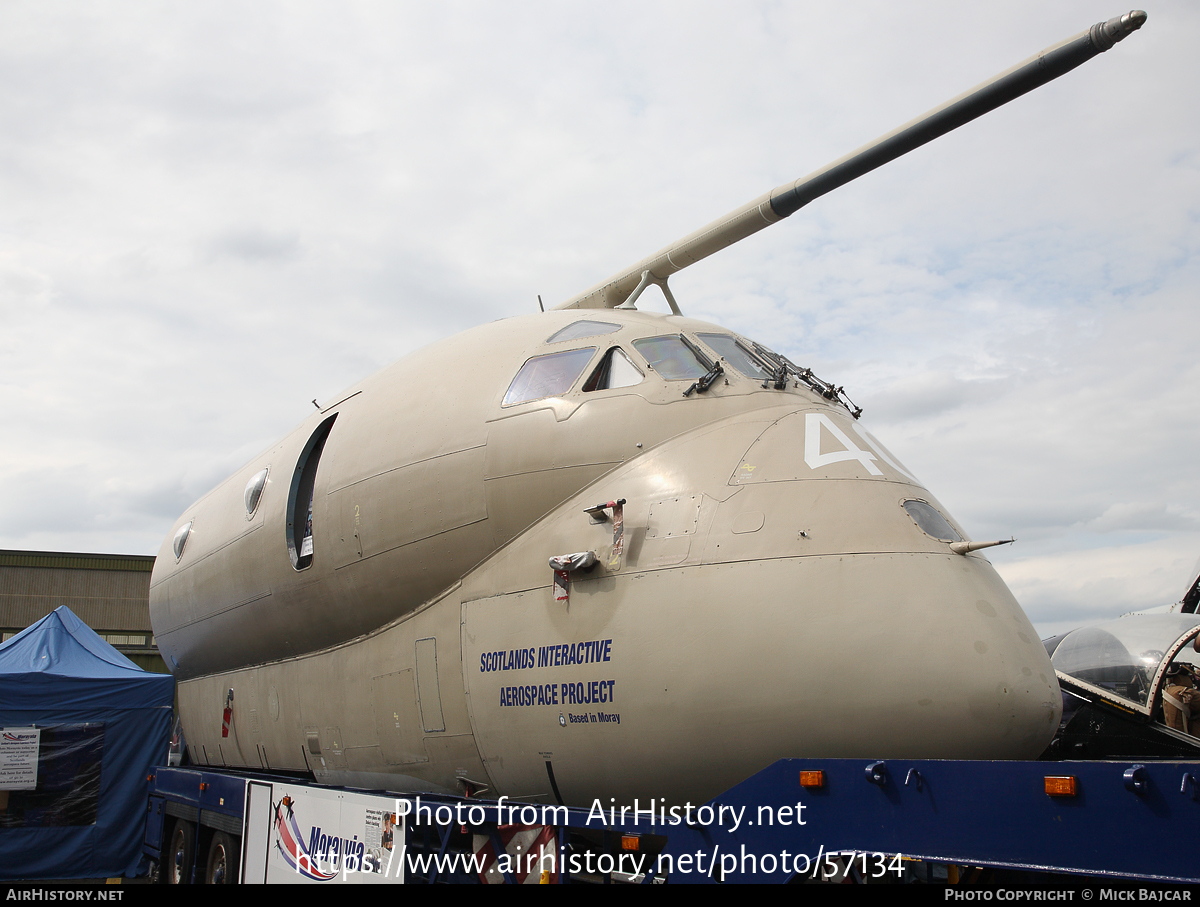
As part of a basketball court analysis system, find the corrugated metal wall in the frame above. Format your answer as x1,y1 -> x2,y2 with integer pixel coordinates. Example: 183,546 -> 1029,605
0,549 -> 155,636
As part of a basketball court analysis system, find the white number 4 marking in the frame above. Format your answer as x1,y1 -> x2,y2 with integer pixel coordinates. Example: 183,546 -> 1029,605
804,412 -> 882,476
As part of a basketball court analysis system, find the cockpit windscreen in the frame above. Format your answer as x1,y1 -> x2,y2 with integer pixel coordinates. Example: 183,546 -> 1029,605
697,333 -> 771,380
503,348 -> 596,406
632,336 -> 709,381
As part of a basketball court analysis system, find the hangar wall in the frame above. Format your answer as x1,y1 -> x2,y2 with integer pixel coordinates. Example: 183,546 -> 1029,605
0,549 -> 166,673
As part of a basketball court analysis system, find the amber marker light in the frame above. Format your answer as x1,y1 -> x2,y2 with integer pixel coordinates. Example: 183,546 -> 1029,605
621,835 -> 640,851
799,770 -> 825,789
1044,776 -> 1077,797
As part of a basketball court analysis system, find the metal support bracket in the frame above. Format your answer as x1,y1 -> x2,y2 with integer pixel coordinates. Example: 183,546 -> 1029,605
865,761 -> 888,787
617,270 -> 682,315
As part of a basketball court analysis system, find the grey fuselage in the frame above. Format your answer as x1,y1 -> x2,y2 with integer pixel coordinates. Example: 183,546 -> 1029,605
151,309 -> 1060,806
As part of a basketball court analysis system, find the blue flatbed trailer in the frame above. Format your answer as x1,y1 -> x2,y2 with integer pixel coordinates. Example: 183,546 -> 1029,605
143,757 -> 1200,884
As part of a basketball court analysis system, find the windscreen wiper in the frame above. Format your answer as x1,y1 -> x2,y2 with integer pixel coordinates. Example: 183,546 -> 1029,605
680,334 -> 724,397
751,342 -> 863,419
735,338 -> 787,389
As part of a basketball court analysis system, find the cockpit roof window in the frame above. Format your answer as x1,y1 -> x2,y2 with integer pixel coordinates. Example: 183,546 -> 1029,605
632,335 -> 709,381
697,333 -> 771,380
503,347 -> 596,407
547,321 -> 621,344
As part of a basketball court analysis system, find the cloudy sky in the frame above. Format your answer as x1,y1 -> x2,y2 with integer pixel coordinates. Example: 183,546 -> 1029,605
1,1 -> 1196,637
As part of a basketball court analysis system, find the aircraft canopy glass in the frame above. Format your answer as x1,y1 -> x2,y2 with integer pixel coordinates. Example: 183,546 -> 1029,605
1051,614 -> 1200,706
503,348 -> 596,406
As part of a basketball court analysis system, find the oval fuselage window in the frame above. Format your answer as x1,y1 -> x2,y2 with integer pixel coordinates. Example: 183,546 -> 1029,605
244,467 -> 269,518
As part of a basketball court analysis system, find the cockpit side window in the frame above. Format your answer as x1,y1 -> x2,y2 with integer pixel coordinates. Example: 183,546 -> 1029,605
697,333 -> 772,380
546,321 -> 621,343
583,347 -> 644,391
632,335 -> 709,381
503,348 -> 596,407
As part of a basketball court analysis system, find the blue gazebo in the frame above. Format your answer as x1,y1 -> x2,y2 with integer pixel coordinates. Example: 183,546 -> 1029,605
0,606 -> 174,880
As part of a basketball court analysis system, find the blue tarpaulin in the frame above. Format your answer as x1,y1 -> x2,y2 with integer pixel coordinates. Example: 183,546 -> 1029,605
0,606 -> 174,880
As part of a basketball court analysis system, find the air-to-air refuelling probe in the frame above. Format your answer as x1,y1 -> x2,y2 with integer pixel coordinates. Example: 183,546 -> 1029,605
151,12 -> 1147,808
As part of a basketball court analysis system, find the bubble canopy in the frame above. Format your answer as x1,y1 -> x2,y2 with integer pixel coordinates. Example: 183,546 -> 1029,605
1050,614 -> 1200,710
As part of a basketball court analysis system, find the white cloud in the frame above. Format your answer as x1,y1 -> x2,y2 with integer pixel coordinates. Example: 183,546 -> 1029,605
995,536 -> 1200,638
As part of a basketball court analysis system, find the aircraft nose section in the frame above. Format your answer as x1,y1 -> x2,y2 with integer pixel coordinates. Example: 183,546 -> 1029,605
948,580 -> 1063,758
461,407 -> 1062,803
623,551 -> 1062,770
753,550 -> 1063,761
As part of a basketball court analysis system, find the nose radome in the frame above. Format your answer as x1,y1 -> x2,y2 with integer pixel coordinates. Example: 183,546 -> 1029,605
704,411 -> 1062,758
952,565 -> 1063,757
805,550 -> 1062,760
599,550 -> 1061,768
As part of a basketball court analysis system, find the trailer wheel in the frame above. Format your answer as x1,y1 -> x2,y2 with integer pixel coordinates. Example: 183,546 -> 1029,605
166,820 -> 195,884
206,831 -> 239,884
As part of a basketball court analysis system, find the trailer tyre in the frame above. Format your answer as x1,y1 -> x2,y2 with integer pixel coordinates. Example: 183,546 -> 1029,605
206,831 -> 239,884
166,820 -> 195,884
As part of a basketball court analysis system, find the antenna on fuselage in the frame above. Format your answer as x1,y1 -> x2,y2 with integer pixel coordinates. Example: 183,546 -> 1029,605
555,11 -> 1146,312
